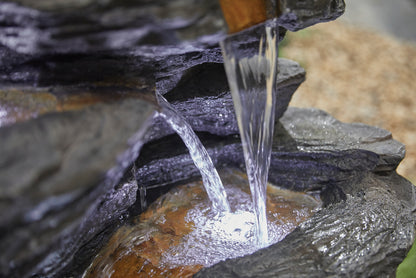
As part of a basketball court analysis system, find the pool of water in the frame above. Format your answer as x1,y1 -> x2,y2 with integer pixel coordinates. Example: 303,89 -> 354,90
83,169 -> 321,278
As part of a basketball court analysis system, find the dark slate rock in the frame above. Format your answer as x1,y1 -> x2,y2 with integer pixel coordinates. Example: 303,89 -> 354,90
148,58 -> 305,139
124,107 -> 415,277
189,109 -> 414,278
278,0 -> 346,31
0,28 -> 303,276
283,107 -> 406,171
0,49 -> 157,87
269,108 -> 406,191
0,0 -> 345,56
0,98 -> 156,277
135,107 -> 407,195
154,47 -> 225,96
2,1 -> 407,277
1,95 -> 412,277
0,0 -> 225,55
195,173 -> 415,278
152,21 -> 287,98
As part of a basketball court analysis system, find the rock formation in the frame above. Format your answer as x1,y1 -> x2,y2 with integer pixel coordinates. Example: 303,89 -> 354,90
0,0 -> 414,277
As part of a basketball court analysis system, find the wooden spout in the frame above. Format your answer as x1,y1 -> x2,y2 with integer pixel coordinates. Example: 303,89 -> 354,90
219,0 -> 280,33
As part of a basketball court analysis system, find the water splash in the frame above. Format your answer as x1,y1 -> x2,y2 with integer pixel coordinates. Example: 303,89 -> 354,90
220,22 -> 279,247
160,185 -> 267,268
156,93 -> 230,213
159,177 -> 319,269
83,169 -> 321,278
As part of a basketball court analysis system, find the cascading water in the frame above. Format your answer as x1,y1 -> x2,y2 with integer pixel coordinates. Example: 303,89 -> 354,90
156,93 -> 230,213
84,28 -> 319,276
157,20 -> 279,247
220,21 -> 279,247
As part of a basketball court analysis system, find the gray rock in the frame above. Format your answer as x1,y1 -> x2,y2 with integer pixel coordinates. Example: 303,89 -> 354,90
155,58 -> 306,137
3,1 -> 410,278
136,107 -> 408,194
196,174 -> 415,277
278,0 -> 346,31
128,107 -> 415,278
0,98 -> 156,277
269,108 -> 406,191
1,77 -> 413,278
0,0 -> 224,54
0,0 -> 345,55
195,174 -> 415,277
0,33 -> 304,276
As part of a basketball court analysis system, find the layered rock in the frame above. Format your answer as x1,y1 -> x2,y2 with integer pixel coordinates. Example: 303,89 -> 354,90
0,97 -> 156,276
278,0 -> 346,31
0,0 -> 345,56
135,108 -> 416,278
0,27 -> 306,278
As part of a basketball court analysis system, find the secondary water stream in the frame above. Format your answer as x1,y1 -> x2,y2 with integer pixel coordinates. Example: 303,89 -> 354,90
156,93 -> 230,213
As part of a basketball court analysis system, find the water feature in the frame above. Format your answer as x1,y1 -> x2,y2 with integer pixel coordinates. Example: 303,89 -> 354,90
220,21 -> 279,247
3,1 -> 415,277
156,93 -> 230,213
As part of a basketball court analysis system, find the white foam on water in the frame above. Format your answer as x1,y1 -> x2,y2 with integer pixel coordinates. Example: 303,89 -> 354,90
159,183 -> 296,268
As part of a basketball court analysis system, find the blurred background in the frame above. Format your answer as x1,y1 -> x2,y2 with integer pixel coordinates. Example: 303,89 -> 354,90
283,0 -> 416,183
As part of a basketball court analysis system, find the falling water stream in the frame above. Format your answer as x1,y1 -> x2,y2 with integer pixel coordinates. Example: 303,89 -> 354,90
156,93 -> 230,213
220,23 -> 279,247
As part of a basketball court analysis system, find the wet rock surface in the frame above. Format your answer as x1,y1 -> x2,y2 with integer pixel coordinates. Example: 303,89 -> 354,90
153,57 -> 305,138
136,107 -> 415,278
136,107 -> 407,193
0,0 -> 345,56
278,0 -> 346,31
0,41 -> 305,278
83,169 -> 321,278
0,98 -> 156,277
196,174 -> 415,277
0,0 -> 224,55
